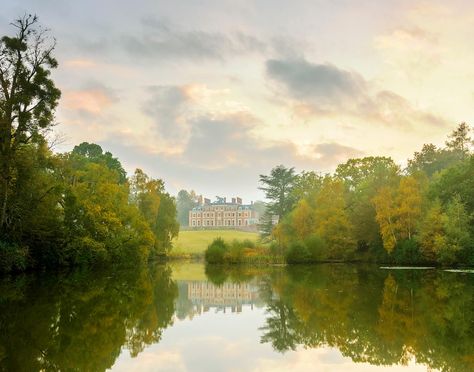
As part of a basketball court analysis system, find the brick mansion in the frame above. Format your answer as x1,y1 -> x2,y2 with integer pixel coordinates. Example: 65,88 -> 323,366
189,196 -> 259,228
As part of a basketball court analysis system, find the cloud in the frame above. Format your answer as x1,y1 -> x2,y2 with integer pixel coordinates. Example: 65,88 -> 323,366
374,26 -> 441,79
63,83 -> 117,114
265,57 -> 448,129
139,90 -> 363,172
142,85 -> 192,149
311,143 -> 364,166
101,103 -> 363,198
121,17 -> 266,61
63,59 -> 98,69
266,59 -> 367,103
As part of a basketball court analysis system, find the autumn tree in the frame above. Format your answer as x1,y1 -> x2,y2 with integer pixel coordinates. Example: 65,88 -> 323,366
130,169 -> 178,255
313,178 -> 356,259
291,199 -> 314,241
396,176 -> 423,241
336,156 -> 400,253
373,186 -> 398,254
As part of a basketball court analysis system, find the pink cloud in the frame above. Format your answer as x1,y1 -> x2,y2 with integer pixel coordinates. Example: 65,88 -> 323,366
63,89 -> 115,114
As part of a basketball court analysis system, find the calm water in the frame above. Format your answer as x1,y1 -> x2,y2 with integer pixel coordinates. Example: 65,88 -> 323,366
0,263 -> 473,372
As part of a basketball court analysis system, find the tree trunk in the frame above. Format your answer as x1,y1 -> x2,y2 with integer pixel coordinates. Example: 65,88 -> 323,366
0,176 -> 8,230
0,117 -> 12,232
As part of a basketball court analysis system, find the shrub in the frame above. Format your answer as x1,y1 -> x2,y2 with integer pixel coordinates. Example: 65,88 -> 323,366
0,241 -> 29,273
392,239 -> 423,265
204,237 -> 228,264
241,239 -> 256,249
285,241 -> 310,264
269,241 -> 281,256
304,234 -> 327,261
226,240 -> 245,263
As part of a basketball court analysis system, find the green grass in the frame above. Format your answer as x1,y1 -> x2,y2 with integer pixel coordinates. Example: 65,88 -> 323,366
171,230 -> 260,257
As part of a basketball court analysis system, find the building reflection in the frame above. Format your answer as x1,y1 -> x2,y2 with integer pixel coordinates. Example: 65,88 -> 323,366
176,280 -> 260,318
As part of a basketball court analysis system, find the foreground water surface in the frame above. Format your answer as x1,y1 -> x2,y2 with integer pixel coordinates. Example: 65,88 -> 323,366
0,262 -> 473,372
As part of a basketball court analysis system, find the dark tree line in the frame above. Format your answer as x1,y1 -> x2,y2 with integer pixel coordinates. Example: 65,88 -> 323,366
0,16 -> 179,273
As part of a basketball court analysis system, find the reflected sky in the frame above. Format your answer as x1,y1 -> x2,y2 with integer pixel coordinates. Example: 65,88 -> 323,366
113,304 -> 429,372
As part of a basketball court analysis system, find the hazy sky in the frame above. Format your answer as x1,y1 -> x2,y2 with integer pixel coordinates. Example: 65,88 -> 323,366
2,0 -> 473,201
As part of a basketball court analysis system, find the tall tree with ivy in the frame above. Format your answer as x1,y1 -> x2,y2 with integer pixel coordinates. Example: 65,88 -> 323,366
0,15 -> 61,233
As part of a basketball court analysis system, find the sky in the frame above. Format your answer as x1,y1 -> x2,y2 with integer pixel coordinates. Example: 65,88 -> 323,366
2,0 -> 474,201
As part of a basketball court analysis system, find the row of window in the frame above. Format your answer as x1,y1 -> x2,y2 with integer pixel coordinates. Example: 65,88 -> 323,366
191,219 -> 250,226
191,212 -> 251,218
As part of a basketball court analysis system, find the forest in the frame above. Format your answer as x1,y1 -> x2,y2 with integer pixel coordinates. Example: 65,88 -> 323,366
259,123 -> 474,266
0,16 -> 178,273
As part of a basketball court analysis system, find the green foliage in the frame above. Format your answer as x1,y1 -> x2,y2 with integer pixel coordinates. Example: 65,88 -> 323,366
0,15 -> 61,231
443,195 -> 472,265
391,239 -> 423,264
72,142 -> 127,183
259,165 -> 298,222
0,240 -> 28,273
304,234 -> 327,261
285,242 -> 310,264
204,237 -> 228,264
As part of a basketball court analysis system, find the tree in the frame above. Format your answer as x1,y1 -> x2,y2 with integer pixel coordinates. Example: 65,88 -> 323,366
336,156 -> 398,190
407,144 -> 459,177
62,160 -> 153,266
443,195 -> 472,265
396,176 -> 423,241
313,178 -> 356,259
72,142 -> 126,183
291,199 -> 314,241
336,157 -> 400,252
0,15 -> 61,232
259,165 -> 297,221
291,171 -> 323,201
154,192 -> 179,255
430,156 -> 474,216
418,199 -> 445,262
445,122 -> 472,158
373,187 -> 398,254
176,189 -> 198,226
130,169 -> 178,255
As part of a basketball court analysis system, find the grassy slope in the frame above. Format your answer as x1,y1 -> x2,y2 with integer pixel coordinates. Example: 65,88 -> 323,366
171,230 -> 259,257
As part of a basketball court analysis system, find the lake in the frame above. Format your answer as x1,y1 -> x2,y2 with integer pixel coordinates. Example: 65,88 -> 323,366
0,262 -> 473,371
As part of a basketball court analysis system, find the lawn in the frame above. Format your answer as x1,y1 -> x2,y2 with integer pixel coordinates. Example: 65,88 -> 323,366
171,229 -> 260,257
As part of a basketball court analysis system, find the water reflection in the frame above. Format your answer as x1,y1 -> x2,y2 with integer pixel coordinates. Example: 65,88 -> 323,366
0,265 -> 177,371
0,263 -> 473,371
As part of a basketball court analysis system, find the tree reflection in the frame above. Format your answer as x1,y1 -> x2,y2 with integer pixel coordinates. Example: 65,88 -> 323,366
0,265 -> 177,371
1,264 -> 473,372
259,265 -> 474,372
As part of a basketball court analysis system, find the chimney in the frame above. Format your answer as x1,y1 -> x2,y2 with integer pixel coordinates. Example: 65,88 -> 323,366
232,197 -> 236,204
236,197 -> 242,205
